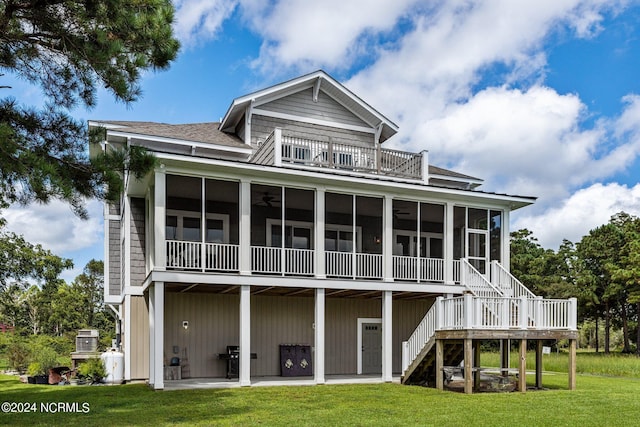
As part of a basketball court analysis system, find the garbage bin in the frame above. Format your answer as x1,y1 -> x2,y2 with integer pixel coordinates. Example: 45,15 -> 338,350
280,344 -> 312,377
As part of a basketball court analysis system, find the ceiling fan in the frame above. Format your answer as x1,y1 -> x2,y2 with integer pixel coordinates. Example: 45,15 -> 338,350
393,208 -> 410,220
256,191 -> 280,207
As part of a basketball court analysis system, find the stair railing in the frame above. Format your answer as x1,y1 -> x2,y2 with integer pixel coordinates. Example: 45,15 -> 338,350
490,261 -> 536,299
460,259 -> 503,297
402,297 -> 441,374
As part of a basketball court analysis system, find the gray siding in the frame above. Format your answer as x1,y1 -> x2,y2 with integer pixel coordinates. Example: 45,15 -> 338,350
260,88 -> 369,128
160,292 -> 431,378
108,219 -> 121,296
109,202 -> 120,216
130,295 -> 149,380
130,198 -> 146,286
165,293 -> 239,378
252,115 -> 373,149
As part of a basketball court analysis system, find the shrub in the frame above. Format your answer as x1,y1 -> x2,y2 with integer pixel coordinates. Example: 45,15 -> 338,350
26,362 -> 42,376
6,339 -> 30,372
32,346 -> 59,375
78,358 -> 106,384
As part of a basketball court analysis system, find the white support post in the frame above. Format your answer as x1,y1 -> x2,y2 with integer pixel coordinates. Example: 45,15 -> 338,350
152,282 -> 164,390
569,297 -> 578,330
382,291 -> 393,382
383,195 -> 394,282
314,288 -> 325,384
502,210 -> 510,270
239,285 -> 251,386
274,128 -> 282,166
502,296 -> 510,328
240,180 -> 251,275
445,202 -> 454,284
148,288 -> 154,387
154,168 -> 166,270
534,296 -> 543,329
519,295 -> 528,330
435,296 -> 444,330
463,293 -> 473,329
201,177 -> 206,272
421,151 -> 429,184
315,188 -> 326,278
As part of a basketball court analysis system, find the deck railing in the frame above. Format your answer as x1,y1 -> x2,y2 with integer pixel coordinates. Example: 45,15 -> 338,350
205,243 -> 239,271
250,246 -> 315,275
402,294 -> 578,373
251,129 -> 427,181
393,256 -> 445,282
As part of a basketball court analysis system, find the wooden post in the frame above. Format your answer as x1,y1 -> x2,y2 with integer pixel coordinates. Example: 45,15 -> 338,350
464,338 -> 473,394
518,339 -> 527,392
436,339 -> 444,391
535,340 -> 543,389
473,340 -> 481,392
500,339 -> 510,377
568,339 -> 577,390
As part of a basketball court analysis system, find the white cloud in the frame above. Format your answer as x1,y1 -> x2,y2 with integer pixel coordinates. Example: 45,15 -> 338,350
513,182 -> 640,249
3,199 -> 103,255
173,0 -> 238,46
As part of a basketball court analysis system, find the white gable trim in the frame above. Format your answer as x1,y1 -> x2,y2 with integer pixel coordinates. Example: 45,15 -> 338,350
252,108 -> 376,135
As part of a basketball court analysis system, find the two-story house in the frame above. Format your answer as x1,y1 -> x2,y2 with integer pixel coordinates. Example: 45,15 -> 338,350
90,70 -> 577,393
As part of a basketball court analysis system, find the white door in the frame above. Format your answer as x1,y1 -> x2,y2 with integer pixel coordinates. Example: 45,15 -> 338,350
361,323 -> 382,374
467,229 -> 489,275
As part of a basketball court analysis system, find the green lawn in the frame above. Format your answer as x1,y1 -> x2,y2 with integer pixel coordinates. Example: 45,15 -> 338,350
0,372 -> 639,426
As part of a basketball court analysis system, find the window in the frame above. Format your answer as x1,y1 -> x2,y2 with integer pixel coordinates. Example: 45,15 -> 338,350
267,220 -> 313,249
166,210 -> 229,243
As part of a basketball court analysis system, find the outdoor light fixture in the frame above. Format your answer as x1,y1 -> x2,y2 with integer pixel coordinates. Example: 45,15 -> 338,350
182,320 -> 189,330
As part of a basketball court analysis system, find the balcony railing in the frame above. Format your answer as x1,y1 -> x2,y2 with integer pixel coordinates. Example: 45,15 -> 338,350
250,129 -> 428,182
166,240 -> 461,284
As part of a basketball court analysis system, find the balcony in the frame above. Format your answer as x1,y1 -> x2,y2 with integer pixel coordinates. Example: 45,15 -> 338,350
250,129 -> 428,182
165,240 -> 458,283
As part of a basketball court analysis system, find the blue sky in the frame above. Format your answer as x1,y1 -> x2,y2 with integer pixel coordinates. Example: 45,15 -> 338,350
5,0 -> 640,282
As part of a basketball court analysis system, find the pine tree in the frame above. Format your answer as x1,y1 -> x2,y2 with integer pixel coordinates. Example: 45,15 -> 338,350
0,0 -> 180,217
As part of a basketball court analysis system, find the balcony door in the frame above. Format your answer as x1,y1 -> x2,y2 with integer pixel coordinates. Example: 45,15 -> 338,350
467,229 -> 488,275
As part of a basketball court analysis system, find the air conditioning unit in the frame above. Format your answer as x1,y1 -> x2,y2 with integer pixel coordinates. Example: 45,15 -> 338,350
76,329 -> 99,353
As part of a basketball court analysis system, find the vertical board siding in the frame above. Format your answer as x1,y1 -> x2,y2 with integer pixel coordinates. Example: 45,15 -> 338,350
157,292 -> 433,379
130,198 -> 146,286
325,298 -> 380,375
260,88 -> 368,128
164,293 -> 239,378
251,296 -> 314,376
252,116 -> 373,148
130,296 -> 149,380
392,298 -> 433,373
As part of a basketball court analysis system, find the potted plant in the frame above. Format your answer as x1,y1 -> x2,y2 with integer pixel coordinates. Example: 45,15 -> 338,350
28,347 -> 59,385
26,363 -> 41,384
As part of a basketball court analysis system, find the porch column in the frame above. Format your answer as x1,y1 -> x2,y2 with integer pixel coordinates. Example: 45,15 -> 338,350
124,295 -> 131,381
383,195 -> 393,282
444,202 -> 454,284
239,180 -> 251,275
239,285 -> 251,386
315,188 -> 326,278
150,281 -> 164,390
500,339 -> 510,377
154,168 -> 166,270
502,209 -> 510,269
382,291 -> 393,382
473,340 -> 481,392
314,288 -> 325,384
518,339 -> 527,392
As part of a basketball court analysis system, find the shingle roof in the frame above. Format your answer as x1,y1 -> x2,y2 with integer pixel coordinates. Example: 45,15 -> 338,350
96,121 -> 247,149
428,165 -> 481,182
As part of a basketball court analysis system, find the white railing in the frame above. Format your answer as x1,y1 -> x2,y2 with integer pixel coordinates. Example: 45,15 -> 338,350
326,251 -> 352,277
250,129 -> 425,180
453,259 -> 461,283
421,258 -> 444,282
402,298 -> 440,373
393,256 -> 418,280
460,259 -> 503,297
394,256 -> 445,282
285,248 -> 314,275
402,295 -> 578,375
167,240 -> 201,269
251,246 -> 281,273
205,243 -> 239,271
356,253 -> 383,279
490,261 -> 536,299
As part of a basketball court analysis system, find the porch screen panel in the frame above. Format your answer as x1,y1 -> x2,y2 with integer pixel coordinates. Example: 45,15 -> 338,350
251,184 -> 281,247
285,188 -> 314,249
206,179 -> 239,244
453,206 -> 466,260
421,203 -> 444,259
166,175 -> 202,241
490,210 -> 502,262
392,200 -> 417,256
325,193 -> 353,252
356,196 -> 382,255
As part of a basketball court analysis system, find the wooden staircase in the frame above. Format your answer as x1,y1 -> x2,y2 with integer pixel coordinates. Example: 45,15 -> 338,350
401,260 -> 540,386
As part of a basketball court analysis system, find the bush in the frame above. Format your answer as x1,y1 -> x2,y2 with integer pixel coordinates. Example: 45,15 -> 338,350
32,346 -> 59,374
6,338 -> 30,372
26,362 -> 42,376
78,358 -> 106,384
